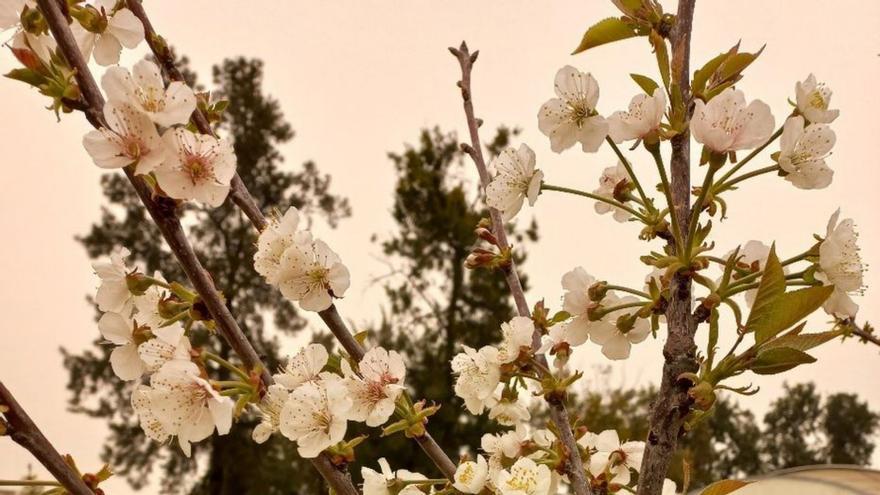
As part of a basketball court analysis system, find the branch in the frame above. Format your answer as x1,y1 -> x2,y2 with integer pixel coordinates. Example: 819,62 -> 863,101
638,2 -> 698,494
0,381 -> 94,495
122,0 -> 458,480
36,1 -> 357,492
848,320 -> 880,349
449,41 -> 592,495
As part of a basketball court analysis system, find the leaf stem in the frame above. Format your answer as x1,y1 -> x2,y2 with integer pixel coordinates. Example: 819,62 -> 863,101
649,145 -> 685,251
202,351 -> 251,381
607,137 -> 653,212
714,124 -> 785,186
605,284 -> 651,299
714,164 -> 781,194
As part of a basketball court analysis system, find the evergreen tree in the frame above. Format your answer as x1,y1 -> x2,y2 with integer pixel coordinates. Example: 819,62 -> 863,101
64,57 -> 349,494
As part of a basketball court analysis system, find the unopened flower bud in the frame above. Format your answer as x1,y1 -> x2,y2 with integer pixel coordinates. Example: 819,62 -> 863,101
70,4 -> 108,33
474,226 -> 498,246
588,281 -> 608,302
688,381 -> 717,411
125,272 -> 153,296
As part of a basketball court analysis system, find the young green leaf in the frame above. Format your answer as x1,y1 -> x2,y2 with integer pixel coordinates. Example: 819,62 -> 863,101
649,31 -> 670,90
630,73 -> 660,95
751,347 -> 817,375
762,329 -> 844,353
744,245 -> 785,339
572,17 -> 641,54
700,480 -> 751,495
754,285 -> 834,344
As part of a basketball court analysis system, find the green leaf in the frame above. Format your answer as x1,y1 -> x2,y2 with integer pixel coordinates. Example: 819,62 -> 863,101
630,73 -> 659,95
572,17 -> 640,54
744,245 -> 785,342
612,0 -> 645,16
717,45 -> 765,84
649,30 -> 670,90
692,52 -> 728,97
700,480 -> 751,495
751,347 -> 816,375
754,285 -> 834,344
763,329 -> 844,352
5,68 -> 45,87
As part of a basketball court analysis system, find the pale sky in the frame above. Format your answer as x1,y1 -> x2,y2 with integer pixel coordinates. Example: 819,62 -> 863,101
1,1 -> 879,493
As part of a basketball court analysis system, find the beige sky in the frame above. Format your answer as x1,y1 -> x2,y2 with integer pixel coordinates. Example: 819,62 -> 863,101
1,1 -> 879,493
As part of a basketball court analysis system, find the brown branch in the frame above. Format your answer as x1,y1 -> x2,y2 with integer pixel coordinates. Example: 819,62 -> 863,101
120,0 -> 458,480
847,320 -> 880,349
35,1 -> 357,493
449,41 -> 592,495
0,381 -> 94,495
638,2 -> 698,494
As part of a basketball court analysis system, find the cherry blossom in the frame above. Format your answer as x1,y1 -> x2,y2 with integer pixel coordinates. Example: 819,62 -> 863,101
608,88 -> 666,143
589,295 -> 650,360
72,0 -> 144,66
276,238 -> 351,312
538,322 -> 587,369
593,161 -> 633,222
585,429 -> 645,485
362,458 -> 427,495
487,389 -> 531,427
131,385 -> 169,444
254,207 -> 310,285
92,247 -> 133,314
273,343 -> 329,390
495,457 -> 552,495
97,311 -> 146,380
10,28 -> 56,64
561,267 -> 605,342
154,127 -> 237,207
691,88 -> 774,154
796,74 -> 839,124
485,144 -> 543,221
341,346 -> 406,427
252,384 -> 289,444
496,316 -> 535,364
778,115 -> 836,190
279,376 -> 351,458
82,101 -> 165,174
102,60 -> 196,127
453,455 -> 489,494
452,345 -> 501,414
538,65 -> 608,153
818,210 -> 864,318
146,360 -> 234,457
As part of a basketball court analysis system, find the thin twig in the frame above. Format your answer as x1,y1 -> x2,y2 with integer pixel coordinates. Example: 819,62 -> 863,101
0,381 -> 94,495
638,2 -> 698,494
36,1 -> 357,492
449,41 -> 592,495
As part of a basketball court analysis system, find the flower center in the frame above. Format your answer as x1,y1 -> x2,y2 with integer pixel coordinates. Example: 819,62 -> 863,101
182,154 -> 214,184
809,87 -> 829,110
505,467 -> 538,494
567,101 -> 596,127
137,87 -> 165,113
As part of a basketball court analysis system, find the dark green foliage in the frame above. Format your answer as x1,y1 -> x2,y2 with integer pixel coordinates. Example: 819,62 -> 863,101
64,57 -> 348,494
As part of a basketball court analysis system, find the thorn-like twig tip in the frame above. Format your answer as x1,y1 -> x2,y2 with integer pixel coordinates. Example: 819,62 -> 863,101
470,50 -> 479,63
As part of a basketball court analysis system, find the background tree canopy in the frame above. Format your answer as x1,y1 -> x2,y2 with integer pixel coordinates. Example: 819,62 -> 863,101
65,56 -> 878,494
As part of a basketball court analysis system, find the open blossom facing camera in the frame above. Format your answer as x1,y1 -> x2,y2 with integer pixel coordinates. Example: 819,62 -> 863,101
279,376 -> 351,458
496,316 -> 535,364
778,115 -> 835,190
584,429 -> 645,485
452,345 -> 501,414
454,455 -> 489,494
594,161 -> 633,222
72,0 -> 144,66
796,74 -> 839,124
341,347 -> 406,426
155,127 -> 237,207
252,384 -> 289,444
142,360 -> 234,457
277,238 -> 351,312
589,295 -> 650,360
486,144 -> 543,221
254,207 -> 308,284
538,65 -> 608,153
691,88 -> 774,154
818,210 -> 864,318
608,88 -> 666,143
82,101 -> 165,174
495,457 -> 552,495
102,60 -> 196,127
274,343 -> 329,390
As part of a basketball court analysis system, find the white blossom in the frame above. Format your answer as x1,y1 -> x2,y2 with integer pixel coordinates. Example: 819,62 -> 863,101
495,457 -> 552,495
252,384 -> 289,444
561,267 -> 605,343
608,88 -> 666,143
131,274 -> 167,329
691,88 -> 774,154
92,247 -> 133,314
485,144 -> 543,221
589,295 -> 650,360
593,161 -> 633,222
72,0 -> 144,66
538,65 -> 608,153
662,479 -> 679,495
496,316 -> 535,364
98,311 -> 146,380
131,385 -> 169,444
778,115 -> 835,190
454,455 -> 489,494
279,376 -> 351,458
276,238 -> 351,312
146,360 -> 234,457
538,322 -> 587,369
102,60 -> 196,127
487,390 -> 531,427
584,429 -> 645,485
273,343 -> 329,390
795,74 -> 839,124
482,425 -> 527,460
452,345 -> 501,414
254,207 -> 310,285
362,458 -> 427,495
82,101 -> 165,174
341,347 -> 406,427
154,127 -> 237,207
818,210 -> 864,318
